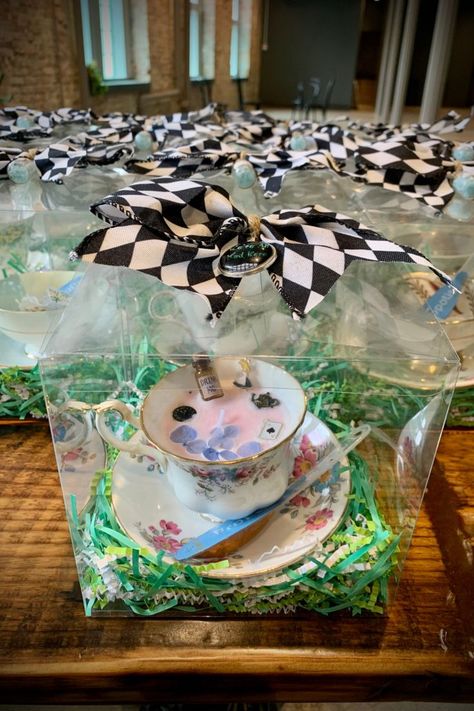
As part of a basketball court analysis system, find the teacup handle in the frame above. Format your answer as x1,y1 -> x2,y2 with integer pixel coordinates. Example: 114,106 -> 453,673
95,399 -> 166,468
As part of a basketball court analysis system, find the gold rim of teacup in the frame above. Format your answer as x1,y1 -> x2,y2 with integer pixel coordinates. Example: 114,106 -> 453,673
139,360 -> 307,467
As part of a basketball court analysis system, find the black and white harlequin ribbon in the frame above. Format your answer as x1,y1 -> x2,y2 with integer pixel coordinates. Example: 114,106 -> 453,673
222,110 -> 277,145
0,106 -> 94,140
86,124 -> 135,144
125,139 -> 238,177
344,139 -> 455,209
38,107 -> 95,130
1,140 -> 133,184
347,110 -> 472,140
287,122 -> 360,159
160,118 -> 229,145
34,142 -> 87,182
0,122 -> 51,141
132,104 -> 225,148
69,133 -> 135,165
124,140 -> 338,197
73,177 -> 452,322
167,102 -> 218,124
279,122 -> 458,208
247,149 -> 339,197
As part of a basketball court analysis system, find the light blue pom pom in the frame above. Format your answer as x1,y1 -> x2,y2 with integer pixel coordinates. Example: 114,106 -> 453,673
452,144 -> 474,162
452,174 -> 474,199
7,158 -> 35,184
232,159 -> 256,189
445,197 -> 473,221
16,116 -> 34,130
134,130 -> 153,152
290,133 -> 307,151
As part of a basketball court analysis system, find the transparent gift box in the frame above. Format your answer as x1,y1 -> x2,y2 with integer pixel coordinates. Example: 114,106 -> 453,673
0,164 -> 139,276
39,257 -> 459,617
357,212 -> 474,394
0,168 -> 140,369
193,167 -> 365,221
361,211 -> 474,275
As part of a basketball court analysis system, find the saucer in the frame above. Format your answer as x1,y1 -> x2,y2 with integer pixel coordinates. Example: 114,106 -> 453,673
58,426 -> 107,514
111,413 -> 351,580
0,330 -> 37,370
458,349 -> 474,388
360,356 -> 474,391
393,395 -> 445,492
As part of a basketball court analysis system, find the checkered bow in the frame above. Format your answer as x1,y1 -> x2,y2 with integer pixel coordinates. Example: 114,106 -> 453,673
73,176 -> 451,322
348,110 -> 472,140
347,139 -> 456,209
247,149 -> 339,197
287,122 -> 360,160
223,110 -> 277,146
69,132 -> 135,165
125,139 -> 238,178
0,106 -> 95,141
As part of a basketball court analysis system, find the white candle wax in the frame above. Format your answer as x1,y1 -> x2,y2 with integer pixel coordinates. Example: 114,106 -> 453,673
165,387 -> 291,462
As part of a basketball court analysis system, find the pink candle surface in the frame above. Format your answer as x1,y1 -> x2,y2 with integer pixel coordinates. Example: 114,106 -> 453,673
162,387 -> 291,462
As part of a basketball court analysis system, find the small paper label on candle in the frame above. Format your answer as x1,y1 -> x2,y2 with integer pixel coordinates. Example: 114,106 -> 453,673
259,420 -> 283,441
198,374 -> 223,399
192,356 -> 224,401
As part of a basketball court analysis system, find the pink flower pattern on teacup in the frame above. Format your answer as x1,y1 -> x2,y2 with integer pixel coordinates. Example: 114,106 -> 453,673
292,434 -> 319,478
188,459 -> 278,501
60,446 -> 97,472
279,437 -> 345,528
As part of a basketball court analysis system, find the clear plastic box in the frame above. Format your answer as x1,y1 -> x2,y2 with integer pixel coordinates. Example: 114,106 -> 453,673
39,258 -> 459,617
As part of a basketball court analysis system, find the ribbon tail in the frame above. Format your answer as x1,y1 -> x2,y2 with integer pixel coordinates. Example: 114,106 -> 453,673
264,226 -> 455,320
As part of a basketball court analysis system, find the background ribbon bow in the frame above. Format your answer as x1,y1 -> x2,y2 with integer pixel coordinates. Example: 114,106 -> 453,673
73,176 -> 450,322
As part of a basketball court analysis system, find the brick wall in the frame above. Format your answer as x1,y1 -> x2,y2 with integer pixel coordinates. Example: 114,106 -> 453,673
0,0 -> 82,109
0,0 -> 263,115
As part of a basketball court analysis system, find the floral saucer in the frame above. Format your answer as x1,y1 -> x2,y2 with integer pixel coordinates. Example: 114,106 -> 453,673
396,394 -> 444,479
54,414 -> 107,513
111,413 -> 351,580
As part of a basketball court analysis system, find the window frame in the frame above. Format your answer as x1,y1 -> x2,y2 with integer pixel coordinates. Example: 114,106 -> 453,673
80,0 -> 149,88
189,0 -> 204,80
229,0 -> 252,80
188,0 -> 215,82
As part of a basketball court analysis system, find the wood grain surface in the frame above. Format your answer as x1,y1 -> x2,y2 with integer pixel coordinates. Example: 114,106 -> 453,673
0,424 -> 473,705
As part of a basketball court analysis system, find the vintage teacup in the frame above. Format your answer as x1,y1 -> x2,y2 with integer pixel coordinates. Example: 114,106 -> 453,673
0,270 -> 72,352
50,400 -> 93,455
403,272 -> 474,353
95,357 -> 306,520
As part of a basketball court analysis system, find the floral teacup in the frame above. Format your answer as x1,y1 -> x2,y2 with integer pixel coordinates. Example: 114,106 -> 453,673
95,357 -> 306,520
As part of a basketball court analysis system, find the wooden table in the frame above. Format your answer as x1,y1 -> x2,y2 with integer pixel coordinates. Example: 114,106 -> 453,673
0,423 -> 473,705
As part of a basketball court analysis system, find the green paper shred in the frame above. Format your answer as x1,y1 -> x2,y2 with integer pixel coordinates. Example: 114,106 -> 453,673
69,447 -> 401,617
132,548 -> 140,577
1,337 -> 472,426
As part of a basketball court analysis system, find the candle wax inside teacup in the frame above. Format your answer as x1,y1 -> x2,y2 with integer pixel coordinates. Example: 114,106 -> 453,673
163,388 -> 292,462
